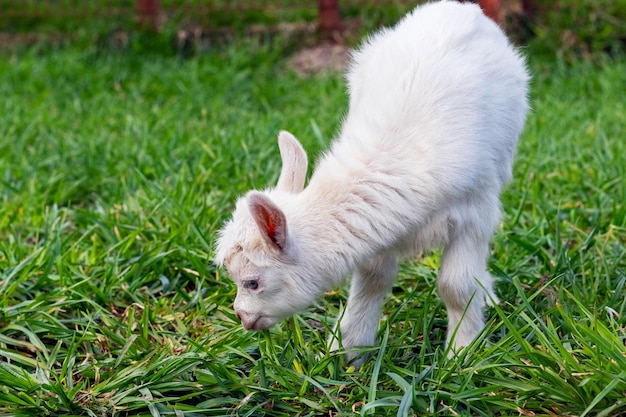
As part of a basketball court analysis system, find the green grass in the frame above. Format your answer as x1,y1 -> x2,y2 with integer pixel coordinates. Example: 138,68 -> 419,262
0,38 -> 625,416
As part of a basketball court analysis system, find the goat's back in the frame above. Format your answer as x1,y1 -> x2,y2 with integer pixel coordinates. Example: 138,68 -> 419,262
336,0 -> 529,196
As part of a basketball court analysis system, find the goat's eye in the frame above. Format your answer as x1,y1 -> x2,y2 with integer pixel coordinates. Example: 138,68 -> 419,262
243,280 -> 259,290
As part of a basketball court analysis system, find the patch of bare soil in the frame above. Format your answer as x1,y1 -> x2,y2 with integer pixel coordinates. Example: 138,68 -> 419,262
287,43 -> 352,76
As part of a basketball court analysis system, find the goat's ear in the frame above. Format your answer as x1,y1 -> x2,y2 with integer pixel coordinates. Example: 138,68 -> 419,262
248,192 -> 287,251
276,130 -> 308,194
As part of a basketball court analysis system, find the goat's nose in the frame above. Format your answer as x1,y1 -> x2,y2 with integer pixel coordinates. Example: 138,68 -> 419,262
235,310 -> 242,322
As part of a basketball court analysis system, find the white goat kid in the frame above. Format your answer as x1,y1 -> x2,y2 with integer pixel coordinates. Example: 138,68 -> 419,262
216,0 -> 529,368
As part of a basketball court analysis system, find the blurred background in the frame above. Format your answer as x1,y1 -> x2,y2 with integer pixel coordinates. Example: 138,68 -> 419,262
1,0 -> 624,60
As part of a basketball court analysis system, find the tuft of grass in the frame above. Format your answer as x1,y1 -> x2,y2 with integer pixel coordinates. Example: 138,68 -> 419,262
1,38 -> 625,416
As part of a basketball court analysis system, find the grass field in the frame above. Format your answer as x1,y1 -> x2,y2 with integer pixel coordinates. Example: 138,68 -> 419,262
0,34 -> 625,416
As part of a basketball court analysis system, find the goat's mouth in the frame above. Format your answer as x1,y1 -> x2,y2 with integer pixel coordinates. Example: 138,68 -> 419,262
242,316 -> 274,331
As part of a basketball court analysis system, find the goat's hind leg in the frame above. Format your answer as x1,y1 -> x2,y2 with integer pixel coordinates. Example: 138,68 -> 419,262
437,203 -> 500,354
330,253 -> 397,367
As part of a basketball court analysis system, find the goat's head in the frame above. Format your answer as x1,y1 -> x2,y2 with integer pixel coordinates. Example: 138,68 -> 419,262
215,131 -> 314,331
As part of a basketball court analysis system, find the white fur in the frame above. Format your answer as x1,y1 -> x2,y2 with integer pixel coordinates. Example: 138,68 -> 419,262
215,0 -> 529,368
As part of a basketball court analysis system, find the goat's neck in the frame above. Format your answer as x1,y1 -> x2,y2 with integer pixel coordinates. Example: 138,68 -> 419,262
290,155 -> 406,288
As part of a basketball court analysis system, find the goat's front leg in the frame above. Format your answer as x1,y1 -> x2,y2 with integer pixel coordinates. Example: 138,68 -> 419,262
330,254 -> 398,368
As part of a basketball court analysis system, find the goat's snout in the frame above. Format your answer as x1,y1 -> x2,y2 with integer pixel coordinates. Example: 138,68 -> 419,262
234,309 -> 266,331
234,309 -> 254,330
